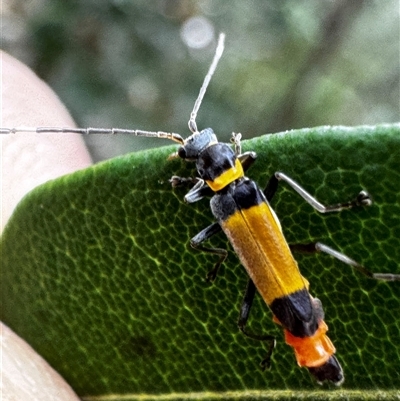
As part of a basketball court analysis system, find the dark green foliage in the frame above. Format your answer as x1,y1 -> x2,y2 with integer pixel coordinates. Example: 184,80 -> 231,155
1,126 -> 400,398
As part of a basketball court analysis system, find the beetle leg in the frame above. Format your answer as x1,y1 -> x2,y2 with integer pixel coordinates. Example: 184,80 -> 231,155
238,278 -> 276,370
179,178 -> 213,203
169,176 -> 199,187
266,172 -> 372,212
231,132 -> 242,155
238,151 -> 257,172
190,222 -> 226,282
290,242 -> 400,281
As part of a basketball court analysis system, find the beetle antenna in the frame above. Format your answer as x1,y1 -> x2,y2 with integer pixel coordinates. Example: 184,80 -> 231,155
188,33 -> 225,134
0,126 -> 185,144
1,34 -> 226,144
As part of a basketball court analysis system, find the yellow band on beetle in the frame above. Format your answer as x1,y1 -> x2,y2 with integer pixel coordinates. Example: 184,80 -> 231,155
206,158 -> 244,191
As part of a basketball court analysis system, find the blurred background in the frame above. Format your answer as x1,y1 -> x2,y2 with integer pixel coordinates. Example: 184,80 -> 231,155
2,0 -> 399,161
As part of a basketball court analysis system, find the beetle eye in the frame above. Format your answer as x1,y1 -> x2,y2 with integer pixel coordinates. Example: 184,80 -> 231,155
178,146 -> 187,159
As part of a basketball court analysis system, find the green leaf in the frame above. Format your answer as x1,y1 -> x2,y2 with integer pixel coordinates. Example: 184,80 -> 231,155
1,125 -> 400,399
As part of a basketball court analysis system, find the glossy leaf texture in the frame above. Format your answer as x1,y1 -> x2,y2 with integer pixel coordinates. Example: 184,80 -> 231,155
1,125 -> 400,399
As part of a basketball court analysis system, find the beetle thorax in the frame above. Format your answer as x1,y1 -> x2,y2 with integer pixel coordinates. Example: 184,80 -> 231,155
197,142 -> 244,192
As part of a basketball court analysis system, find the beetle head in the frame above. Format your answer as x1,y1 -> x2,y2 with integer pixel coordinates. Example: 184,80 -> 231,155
177,128 -> 218,161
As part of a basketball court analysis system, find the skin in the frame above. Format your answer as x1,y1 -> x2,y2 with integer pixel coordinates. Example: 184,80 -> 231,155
1,50 -> 91,401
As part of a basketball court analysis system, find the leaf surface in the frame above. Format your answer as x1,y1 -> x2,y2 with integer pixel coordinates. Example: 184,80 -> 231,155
1,125 -> 400,399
